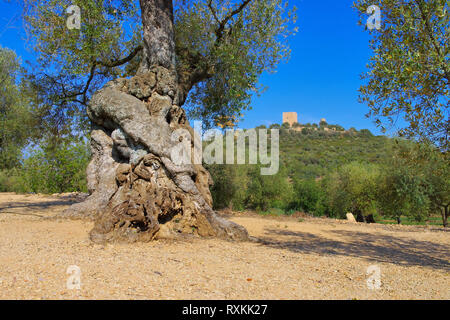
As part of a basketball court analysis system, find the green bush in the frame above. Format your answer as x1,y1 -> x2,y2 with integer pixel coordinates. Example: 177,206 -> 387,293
0,169 -> 27,193
21,140 -> 90,194
290,179 -> 322,214
323,162 -> 380,218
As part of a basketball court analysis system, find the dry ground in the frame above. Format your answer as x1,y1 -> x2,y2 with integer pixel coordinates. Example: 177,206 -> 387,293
0,192 -> 448,300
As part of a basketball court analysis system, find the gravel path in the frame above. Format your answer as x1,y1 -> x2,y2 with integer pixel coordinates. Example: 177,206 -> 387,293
0,193 -> 448,300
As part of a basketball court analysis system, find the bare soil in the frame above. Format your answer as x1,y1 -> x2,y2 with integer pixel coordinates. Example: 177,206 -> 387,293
0,192 -> 448,300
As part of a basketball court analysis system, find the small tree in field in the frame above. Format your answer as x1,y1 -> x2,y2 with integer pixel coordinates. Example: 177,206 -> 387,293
0,47 -> 35,170
394,142 -> 449,227
377,165 -> 430,224
325,162 -> 380,219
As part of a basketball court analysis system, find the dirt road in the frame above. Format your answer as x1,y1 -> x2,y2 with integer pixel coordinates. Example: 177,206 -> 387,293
0,193 -> 448,299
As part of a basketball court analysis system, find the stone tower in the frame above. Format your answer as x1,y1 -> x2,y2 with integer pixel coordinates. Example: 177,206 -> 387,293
283,112 -> 298,126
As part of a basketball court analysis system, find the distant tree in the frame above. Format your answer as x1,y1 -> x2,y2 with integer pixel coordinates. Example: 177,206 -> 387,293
208,164 -> 238,209
359,129 -> 373,137
282,122 -> 291,129
325,162 -> 380,218
291,179 -> 322,214
395,142 -> 449,227
354,0 -> 449,150
378,165 -> 430,224
246,166 -> 293,211
0,46 -> 35,169
269,123 -> 281,129
425,153 -> 450,227
22,139 -> 90,193
292,122 -> 301,128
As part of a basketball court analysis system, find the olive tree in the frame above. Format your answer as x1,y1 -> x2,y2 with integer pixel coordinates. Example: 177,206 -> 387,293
22,0 -> 297,242
354,0 -> 449,150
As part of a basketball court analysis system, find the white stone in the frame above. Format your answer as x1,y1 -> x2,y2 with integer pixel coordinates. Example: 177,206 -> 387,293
346,213 -> 356,223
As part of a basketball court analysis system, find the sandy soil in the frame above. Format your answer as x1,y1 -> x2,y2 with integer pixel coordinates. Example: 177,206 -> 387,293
0,192 -> 448,300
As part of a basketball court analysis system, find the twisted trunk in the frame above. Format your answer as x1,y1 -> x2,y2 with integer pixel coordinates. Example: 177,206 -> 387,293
61,0 -> 248,243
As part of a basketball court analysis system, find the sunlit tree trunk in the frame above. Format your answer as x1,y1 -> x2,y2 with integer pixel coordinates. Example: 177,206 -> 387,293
62,0 -> 249,243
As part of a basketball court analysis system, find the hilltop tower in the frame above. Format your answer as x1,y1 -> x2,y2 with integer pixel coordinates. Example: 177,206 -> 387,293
283,112 -> 298,126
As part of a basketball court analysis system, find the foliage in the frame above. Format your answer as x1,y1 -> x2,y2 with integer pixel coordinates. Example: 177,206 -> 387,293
0,46 -> 35,169
377,165 -> 430,222
207,163 -> 249,210
354,0 -> 449,150
392,141 -> 449,225
22,0 -> 297,131
207,162 -> 293,212
207,126 -> 398,216
281,122 -> 291,129
179,0 -> 297,127
290,178 -> 325,215
245,165 -> 293,211
0,168 -> 27,193
22,0 -> 142,135
323,161 -> 380,218
269,123 -> 281,129
278,125 -> 392,181
21,139 -> 90,193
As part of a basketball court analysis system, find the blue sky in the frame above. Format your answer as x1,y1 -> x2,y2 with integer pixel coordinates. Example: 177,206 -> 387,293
0,0 -> 394,136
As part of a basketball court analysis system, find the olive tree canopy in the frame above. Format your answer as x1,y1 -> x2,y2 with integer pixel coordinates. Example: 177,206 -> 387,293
354,0 -> 449,150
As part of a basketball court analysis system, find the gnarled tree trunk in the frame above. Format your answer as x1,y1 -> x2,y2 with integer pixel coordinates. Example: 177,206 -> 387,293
61,0 -> 249,243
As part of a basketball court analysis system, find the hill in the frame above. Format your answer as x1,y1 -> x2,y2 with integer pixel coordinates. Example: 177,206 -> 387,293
277,127 -> 395,180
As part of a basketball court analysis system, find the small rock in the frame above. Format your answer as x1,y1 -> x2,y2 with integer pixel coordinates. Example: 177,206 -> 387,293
346,213 -> 356,223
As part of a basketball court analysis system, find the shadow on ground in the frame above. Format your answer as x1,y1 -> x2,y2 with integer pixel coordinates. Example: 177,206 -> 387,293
258,228 -> 450,271
0,197 -> 82,217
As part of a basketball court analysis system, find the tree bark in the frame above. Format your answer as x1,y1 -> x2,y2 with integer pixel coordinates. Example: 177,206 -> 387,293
442,206 -> 448,228
139,0 -> 176,72
61,0 -> 249,243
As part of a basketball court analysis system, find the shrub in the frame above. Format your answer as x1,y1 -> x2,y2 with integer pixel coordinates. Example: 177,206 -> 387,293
21,140 -> 90,194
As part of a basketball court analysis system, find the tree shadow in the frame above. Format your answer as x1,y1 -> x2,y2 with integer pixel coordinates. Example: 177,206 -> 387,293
257,228 -> 450,271
0,198 -> 78,215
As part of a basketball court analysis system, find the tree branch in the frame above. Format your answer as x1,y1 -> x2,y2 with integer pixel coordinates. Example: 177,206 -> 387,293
414,0 -> 450,83
53,45 -> 144,105
177,0 -> 254,104
176,46 -> 214,105
97,45 -> 143,68
215,0 -> 252,42
81,62 -> 97,104
207,0 -> 221,25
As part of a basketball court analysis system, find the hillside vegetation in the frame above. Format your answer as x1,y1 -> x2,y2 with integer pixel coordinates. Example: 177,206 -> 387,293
1,122 -> 448,227
207,123 -> 448,227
